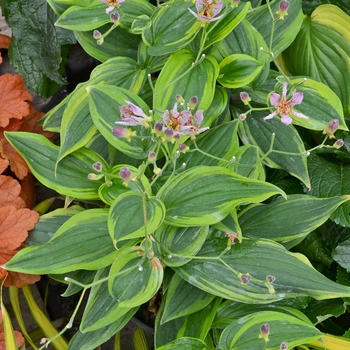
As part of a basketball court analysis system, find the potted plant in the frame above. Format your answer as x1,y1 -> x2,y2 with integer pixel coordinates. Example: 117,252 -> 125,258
2,0 -> 350,349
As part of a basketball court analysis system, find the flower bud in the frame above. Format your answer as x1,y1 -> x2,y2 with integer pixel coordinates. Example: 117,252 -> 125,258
148,151 -> 157,163
96,38 -> 104,45
240,91 -> 251,105
110,11 -> 120,22
334,139 -> 344,148
92,162 -> 102,172
175,94 -> 184,104
259,323 -> 270,342
88,173 -> 104,180
280,342 -> 288,350
163,127 -> 175,141
239,113 -> 247,121
112,126 -> 136,142
266,275 -> 276,283
231,0 -> 240,8
276,0 -> 289,20
323,119 -> 339,139
153,122 -> 163,135
188,96 -> 198,110
119,166 -> 132,182
178,143 -> 189,153
153,167 -> 162,176
239,273 -> 251,284
93,30 -> 102,39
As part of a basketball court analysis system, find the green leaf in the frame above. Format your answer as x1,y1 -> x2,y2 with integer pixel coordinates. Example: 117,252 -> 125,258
176,120 -> 239,168
286,77 -> 347,131
153,49 -> 219,116
5,132 -> 106,200
333,239 -> 350,272
108,192 -> 165,243
80,268 -> 138,332
3,0 -> 66,97
247,0 -> 304,57
308,153 -> 350,227
174,237 -> 350,303
58,57 -> 149,161
203,1 -> 250,49
239,194 -> 350,243
209,18 -> 270,88
108,247 -> 163,307
154,225 -> 209,267
217,54 -> 263,88
75,25 -> 140,62
98,164 -> 151,205
88,85 -> 153,159
177,297 -> 222,340
26,206 -> 85,246
161,273 -> 216,324
230,144 -> 265,180
282,5 -> 350,114
4,209 -> 118,274
156,338 -> 207,350
239,111 -> 311,189
219,311 -> 322,350
157,166 -> 285,227
142,1 -> 201,56
55,1 -> 110,31
304,299 -> 347,325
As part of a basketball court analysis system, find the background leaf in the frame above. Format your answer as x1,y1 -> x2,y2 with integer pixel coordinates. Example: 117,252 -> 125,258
2,0 -> 67,97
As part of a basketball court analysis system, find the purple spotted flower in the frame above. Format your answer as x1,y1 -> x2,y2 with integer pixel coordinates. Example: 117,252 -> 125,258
263,82 -> 309,126
188,0 -> 224,25
100,0 -> 125,14
116,101 -> 152,128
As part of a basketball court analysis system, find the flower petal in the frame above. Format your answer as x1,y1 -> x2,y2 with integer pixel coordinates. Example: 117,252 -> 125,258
212,0 -> 223,16
280,114 -> 293,125
291,110 -> 309,120
125,101 -> 147,118
269,93 -> 280,107
188,7 -> 199,18
289,92 -> 303,106
263,111 -> 277,121
106,6 -> 114,14
282,82 -> 288,99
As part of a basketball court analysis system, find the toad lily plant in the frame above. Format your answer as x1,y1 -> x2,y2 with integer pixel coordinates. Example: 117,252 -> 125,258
3,0 -> 350,349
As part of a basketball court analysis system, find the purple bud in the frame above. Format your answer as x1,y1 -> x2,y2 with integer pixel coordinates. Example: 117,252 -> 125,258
280,342 -> 288,350
334,139 -> 344,148
175,94 -> 184,103
93,30 -> 102,39
266,275 -> 276,283
239,113 -> 247,121
240,273 -> 251,284
188,96 -> 198,109
163,127 -> 174,140
120,167 -> 132,181
148,151 -> 157,162
279,0 -> 290,11
92,162 -> 102,172
259,323 -> 270,341
328,119 -> 339,132
240,91 -> 251,105
110,11 -> 120,22
178,144 -> 188,153
154,122 -> 163,134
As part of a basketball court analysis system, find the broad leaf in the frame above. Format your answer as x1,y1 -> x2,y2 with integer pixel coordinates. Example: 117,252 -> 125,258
247,0 -> 304,57
333,239 -> 350,272
80,268 -> 138,332
3,0 -> 66,96
308,153 -> 350,227
5,132 -> 107,200
4,209 -> 118,274
156,338 -> 206,350
108,247 -> 163,307
157,166 -> 285,226
142,1 -> 201,56
161,273 -> 216,324
219,311 -> 321,350
217,54 -> 263,88
304,299 -> 347,325
174,237 -> 350,303
239,194 -> 350,242
108,191 -> 165,243
282,5 -> 350,114
88,85 -> 153,159
239,111 -> 310,189
154,225 -> 209,267
153,49 -> 219,116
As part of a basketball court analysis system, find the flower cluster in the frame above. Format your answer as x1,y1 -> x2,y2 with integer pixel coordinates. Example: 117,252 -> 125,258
189,0 -> 224,25
100,0 -> 124,14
